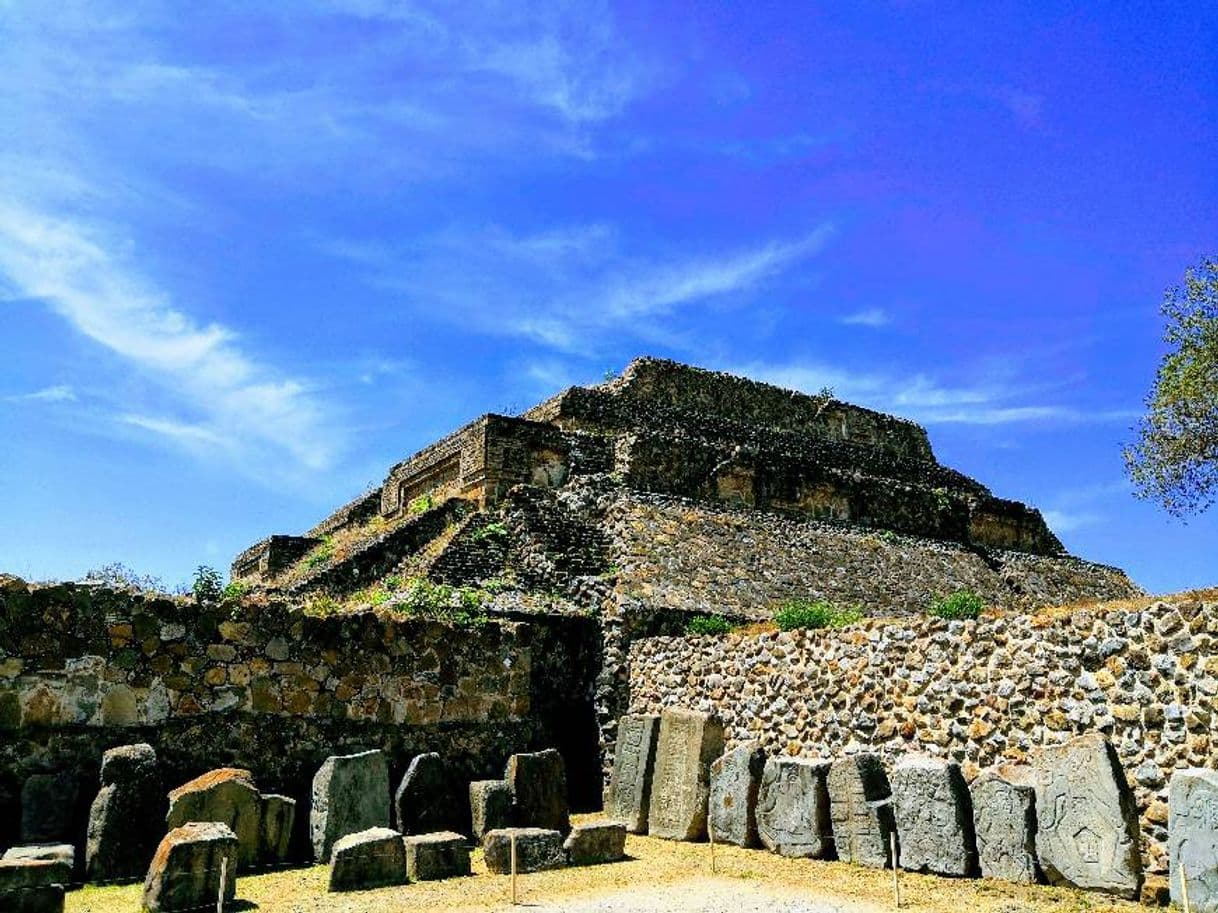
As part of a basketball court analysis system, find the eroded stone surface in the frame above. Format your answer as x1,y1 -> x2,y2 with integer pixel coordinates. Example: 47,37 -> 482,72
395,752 -> 452,835
506,749 -> 569,833
483,828 -> 566,874
259,794 -> 296,865
142,822 -> 238,913
1034,733 -> 1142,898
756,758 -> 831,859
890,756 -> 976,877
311,750 -> 391,862
404,831 -> 470,881
972,768 -> 1039,883
608,714 -> 659,834
21,772 -> 78,843
85,743 -> 163,882
647,708 -> 724,841
563,822 -> 627,865
166,768 -> 262,870
470,780 -> 512,839
827,753 -> 894,868
1,846 -> 73,886
709,742 -> 764,848
1169,769 -> 1218,912
328,826 -> 407,892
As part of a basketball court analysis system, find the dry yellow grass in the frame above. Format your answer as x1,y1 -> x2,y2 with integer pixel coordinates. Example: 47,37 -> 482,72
68,815 -> 1143,913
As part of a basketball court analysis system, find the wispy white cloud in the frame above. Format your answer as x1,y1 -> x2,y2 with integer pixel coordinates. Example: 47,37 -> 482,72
0,203 -> 337,473
5,384 -> 77,404
840,308 -> 890,328
1042,509 -> 1101,534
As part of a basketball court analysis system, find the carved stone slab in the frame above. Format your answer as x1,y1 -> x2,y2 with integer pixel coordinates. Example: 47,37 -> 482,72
470,780 -> 512,839
647,708 -> 725,841
166,768 -> 262,870
971,767 -> 1039,883
1169,768 -> 1218,912
709,743 -> 764,848
506,749 -> 570,833
394,752 -> 453,835
310,750 -> 391,863
609,714 -> 660,834
1034,733 -> 1142,898
891,756 -> 977,876
142,822 -> 238,913
756,757 -> 832,858
827,753 -> 895,868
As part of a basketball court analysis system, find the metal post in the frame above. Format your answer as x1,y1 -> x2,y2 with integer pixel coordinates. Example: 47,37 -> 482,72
709,819 -> 717,874
217,857 -> 227,913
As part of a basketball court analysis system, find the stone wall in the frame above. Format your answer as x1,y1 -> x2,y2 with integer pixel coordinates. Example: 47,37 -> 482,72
626,593 -> 1218,875
0,577 -> 601,856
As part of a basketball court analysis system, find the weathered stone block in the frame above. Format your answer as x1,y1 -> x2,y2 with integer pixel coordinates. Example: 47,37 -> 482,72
647,708 -> 724,841
891,756 -> 977,877
506,749 -> 569,833
0,883 -> 64,913
403,831 -> 470,881
142,822 -> 238,913
1169,768 -> 1218,912
563,821 -> 627,865
827,753 -> 894,868
166,768 -> 262,870
328,826 -> 408,892
394,752 -> 453,835
470,780 -> 512,839
709,742 -> 764,848
20,772 -> 78,843
0,859 -> 68,892
756,757 -> 832,858
259,794 -> 296,865
971,767 -> 1039,884
608,714 -> 659,834
85,743 -> 163,882
1,846 -> 73,886
1034,733 -> 1142,898
482,828 -> 566,874
311,749 -> 391,862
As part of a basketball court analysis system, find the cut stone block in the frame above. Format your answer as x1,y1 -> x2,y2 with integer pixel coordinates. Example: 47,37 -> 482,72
85,743 -> 163,881
482,828 -> 566,874
563,821 -> 627,866
1,846 -> 74,886
756,757 -> 832,858
259,794 -> 296,865
166,768 -> 262,870
403,831 -> 471,881
21,772 -> 78,843
1034,733 -> 1142,898
0,883 -> 64,913
470,780 -> 512,839
142,822 -> 239,913
608,714 -> 660,834
891,756 -> 977,877
394,752 -> 453,835
709,742 -> 764,848
328,826 -> 408,892
647,708 -> 724,841
506,749 -> 569,833
0,859 -> 68,891
827,753 -> 894,868
1169,768 -> 1218,912
972,767 -> 1039,884
311,749 -> 391,862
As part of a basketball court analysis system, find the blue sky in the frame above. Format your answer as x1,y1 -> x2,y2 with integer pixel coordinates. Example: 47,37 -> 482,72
1,1 -> 1215,594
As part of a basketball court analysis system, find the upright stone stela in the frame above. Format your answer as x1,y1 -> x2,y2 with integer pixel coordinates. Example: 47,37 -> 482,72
756,757 -> 832,859
971,767 -> 1039,884
1169,769 -> 1218,913
609,714 -> 660,834
890,757 -> 977,877
647,708 -> 724,841
827,753 -> 894,868
709,742 -> 765,848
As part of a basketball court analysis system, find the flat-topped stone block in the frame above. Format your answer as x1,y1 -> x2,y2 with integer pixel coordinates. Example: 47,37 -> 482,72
647,708 -> 724,841
891,756 -> 977,877
709,742 -> 764,848
756,757 -> 832,859
483,828 -> 566,874
2,845 -> 74,886
166,768 -> 262,870
403,831 -> 470,881
1169,768 -> 1218,912
395,752 -> 454,835
470,780 -> 512,839
311,749 -> 391,862
142,822 -> 239,913
972,767 -> 1039,884
563,822 -> 627,866
506,749 -> 569,833
827,753 -> 894,868
1034,733 -> 1142,898
0,882 -> 64,913
328,826 -> 408,892
259,793 -> 296,865
608,714 -> 660,834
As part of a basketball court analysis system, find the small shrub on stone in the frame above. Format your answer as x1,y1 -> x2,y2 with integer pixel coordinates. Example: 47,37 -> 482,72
685,614 -> 733,636
83,562 -> 165,594
773,598 -> 862,631
303,535 -> 335,570
471,521 -> 509,542
408,493 -> 435,515
927,590 -> 984,620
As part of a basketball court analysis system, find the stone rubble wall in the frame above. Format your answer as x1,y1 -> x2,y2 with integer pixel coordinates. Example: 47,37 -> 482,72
626,594 -> 1218,875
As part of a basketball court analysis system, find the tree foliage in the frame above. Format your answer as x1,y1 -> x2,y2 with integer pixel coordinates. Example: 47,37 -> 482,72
1125,257 -> 1218,516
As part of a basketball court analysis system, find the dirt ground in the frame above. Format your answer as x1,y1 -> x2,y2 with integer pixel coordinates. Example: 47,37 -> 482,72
67,817 -> 1145,913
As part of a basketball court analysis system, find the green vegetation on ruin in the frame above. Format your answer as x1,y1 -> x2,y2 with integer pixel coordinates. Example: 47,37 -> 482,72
772,598 -> 863,631
685,614 -> 734,636
927,590 -> 984,620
